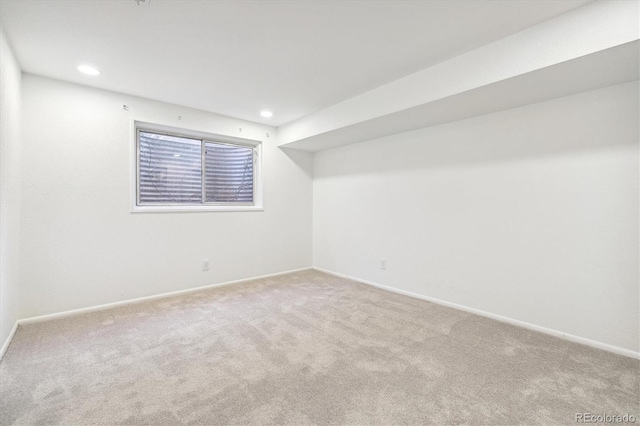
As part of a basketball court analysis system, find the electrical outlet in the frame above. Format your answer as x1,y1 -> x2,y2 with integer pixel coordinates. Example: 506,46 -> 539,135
380,259 -> 386,270
202,259 -> 210,271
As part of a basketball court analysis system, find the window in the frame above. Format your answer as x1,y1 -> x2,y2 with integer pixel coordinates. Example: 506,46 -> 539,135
132,121 -> 262,212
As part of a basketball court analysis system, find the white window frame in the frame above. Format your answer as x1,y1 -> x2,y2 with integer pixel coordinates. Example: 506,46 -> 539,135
130,120 -> 263,213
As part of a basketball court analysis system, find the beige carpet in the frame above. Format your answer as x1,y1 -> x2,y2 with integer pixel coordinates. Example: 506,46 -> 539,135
1,270 -> 638,425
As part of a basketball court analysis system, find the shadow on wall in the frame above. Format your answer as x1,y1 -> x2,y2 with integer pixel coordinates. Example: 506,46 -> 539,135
280,147 -> 314,179
314,81 -> 639,178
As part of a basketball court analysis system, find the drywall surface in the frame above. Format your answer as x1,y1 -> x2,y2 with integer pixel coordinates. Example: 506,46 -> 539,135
0,25 -> 21,347
313,82 -> 639,353
19,75 -> 312,318
279,0 -> 638,147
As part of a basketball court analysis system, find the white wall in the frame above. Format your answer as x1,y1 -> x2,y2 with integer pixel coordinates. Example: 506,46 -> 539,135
0,25 -> 22,349
12,65 -> 640,358
313,82 -> 639,354
278,0 -> 639,147
19,74 -> 312,318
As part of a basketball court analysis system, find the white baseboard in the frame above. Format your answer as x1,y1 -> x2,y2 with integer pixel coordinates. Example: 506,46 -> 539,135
313,267 -> 640,360
18,267 -> 313,325
0,321 -> 19,361
11,265 -> 638,361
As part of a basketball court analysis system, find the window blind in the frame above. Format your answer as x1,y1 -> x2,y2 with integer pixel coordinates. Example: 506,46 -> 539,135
138,131 -> 202,204
205,142 -> 254,203
138,130 -> 254,205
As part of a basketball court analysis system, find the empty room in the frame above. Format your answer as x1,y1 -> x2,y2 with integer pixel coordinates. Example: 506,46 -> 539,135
0,0 -> 638,424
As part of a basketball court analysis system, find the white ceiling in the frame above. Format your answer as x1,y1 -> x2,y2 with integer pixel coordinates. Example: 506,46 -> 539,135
0,0 -> 592,126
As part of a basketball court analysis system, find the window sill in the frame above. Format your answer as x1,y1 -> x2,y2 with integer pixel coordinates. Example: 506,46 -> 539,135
131,205 -> 264,213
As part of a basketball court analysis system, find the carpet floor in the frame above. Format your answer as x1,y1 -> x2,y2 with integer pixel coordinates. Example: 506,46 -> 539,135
0,270 -> 638,425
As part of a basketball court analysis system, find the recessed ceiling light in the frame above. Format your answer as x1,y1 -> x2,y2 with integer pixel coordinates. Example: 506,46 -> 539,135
260,110 -> 273,118
78,65 -> 101,76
